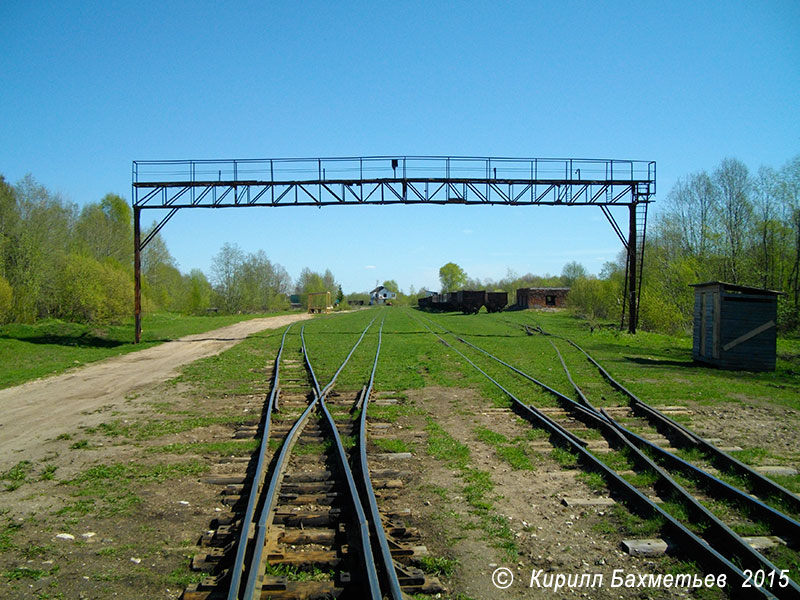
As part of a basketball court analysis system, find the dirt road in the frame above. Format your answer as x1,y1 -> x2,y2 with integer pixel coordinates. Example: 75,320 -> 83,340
0,313 -> 312,470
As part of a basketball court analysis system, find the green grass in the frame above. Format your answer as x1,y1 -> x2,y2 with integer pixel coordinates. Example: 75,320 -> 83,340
1,460 -> 34,491
474,426 -> 508,445
0,311 -> 292,389
4,565 -> 57,581
60,460 -> 208,517
89,415 -> 252,441
592,504 -> 665,537
426,419 -> 470,469
578,470 -> 607,492
372,438 -> 410,453
418,555 -> 458,577
423,417 -> 518,560
150,439 -> 260,456
474,426 -> 535,470
263,564 -> 333,582
0,519 -> 22,551
550,447 -> 579,468
166,567 -> 207,588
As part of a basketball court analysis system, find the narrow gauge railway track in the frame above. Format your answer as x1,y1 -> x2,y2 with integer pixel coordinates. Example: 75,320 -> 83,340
528,323 -> 800,518
185,316 -> 441,600
413,312 -> 799,599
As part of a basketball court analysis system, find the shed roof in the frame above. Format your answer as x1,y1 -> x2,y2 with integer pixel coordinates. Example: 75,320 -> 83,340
689,281 -> 783,296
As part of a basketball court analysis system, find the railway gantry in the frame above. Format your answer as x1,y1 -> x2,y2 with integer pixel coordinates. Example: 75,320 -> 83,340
131,155 -> 656,342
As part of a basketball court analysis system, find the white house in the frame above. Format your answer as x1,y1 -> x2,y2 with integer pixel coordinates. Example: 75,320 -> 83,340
370,285 -> 397,304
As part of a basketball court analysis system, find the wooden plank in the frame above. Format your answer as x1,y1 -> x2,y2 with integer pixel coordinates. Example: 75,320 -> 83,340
722,320 -> 775,352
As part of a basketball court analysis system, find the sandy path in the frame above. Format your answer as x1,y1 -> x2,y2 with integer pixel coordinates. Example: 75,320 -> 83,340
0,313 -> 312,470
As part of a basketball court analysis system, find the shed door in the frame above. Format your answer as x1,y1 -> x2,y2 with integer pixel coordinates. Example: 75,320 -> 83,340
700,291 -> 719,358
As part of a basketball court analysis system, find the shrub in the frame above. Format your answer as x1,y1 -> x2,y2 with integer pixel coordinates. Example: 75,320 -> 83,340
55,254 -> 132,323
0,275 -> 12,324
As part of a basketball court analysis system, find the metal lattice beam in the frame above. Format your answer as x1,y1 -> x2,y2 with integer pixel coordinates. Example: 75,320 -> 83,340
131,155 -> 655,342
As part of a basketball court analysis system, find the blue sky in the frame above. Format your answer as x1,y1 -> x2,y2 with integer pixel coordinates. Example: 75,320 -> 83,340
2,1 -> 798,293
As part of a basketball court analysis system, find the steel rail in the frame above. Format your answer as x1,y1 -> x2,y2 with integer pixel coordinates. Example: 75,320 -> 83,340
413,314 -> 778,599
538,334 -> 800,547
240,318 -> 379,599
512,319 -> 800,517
241,392 -> 318,599
306,319 -> 384,600
434,317 -> 800,597
226,324 -> 292,600
357,316 -> 405,600
557,331 -> 800,516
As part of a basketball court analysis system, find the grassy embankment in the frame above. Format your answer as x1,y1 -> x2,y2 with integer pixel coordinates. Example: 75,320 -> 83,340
0,311 -> 296,389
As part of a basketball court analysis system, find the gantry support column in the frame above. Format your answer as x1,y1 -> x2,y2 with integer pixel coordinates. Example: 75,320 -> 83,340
134,207 -> 142,344
627,203 -> 638,334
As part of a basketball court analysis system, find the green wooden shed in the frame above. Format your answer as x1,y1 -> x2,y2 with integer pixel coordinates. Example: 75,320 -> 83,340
691,282 -> 781,371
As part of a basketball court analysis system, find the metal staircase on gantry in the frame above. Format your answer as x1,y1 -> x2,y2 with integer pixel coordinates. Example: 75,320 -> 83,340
621,200 -> 649,331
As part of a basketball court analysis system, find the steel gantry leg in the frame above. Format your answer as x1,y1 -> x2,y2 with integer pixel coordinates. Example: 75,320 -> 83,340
134,207 -> 142,344
627,203 -> 638,334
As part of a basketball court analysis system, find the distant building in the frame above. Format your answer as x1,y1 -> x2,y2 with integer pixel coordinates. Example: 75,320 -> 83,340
420,289 -> 437,297
370,286 -> 397,304
517,287 -> 570,308
288,294 -> 302,309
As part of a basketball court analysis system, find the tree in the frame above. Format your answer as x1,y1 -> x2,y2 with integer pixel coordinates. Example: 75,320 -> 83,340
141,223 -> 182,310
296,267 -> 337,308
561,261 -> 587,286
211,242 -> 245,312
382,280 -> 399,293
0,176 -> 19,280
184,269 -> 212,314
778,156 -> 800,322
239,250 -> 291,311
0,274 -> 12,323
9,175 -> 75,320
55,253 -> 131,323
75,194 -> 132,266
439,262 -> 467,293
663,171 -> 717,260
713,158 -> 753,283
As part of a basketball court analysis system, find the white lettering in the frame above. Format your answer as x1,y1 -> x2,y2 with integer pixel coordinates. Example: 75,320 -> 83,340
611,569 -> 625,587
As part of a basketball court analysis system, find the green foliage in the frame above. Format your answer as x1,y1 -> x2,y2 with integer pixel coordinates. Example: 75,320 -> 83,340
55,253 -> 132,323
74,194 -> 132,265
645,154 -> 800,333
566,275 -> 619,320
439,262 -> 467,293
0,274 -> 12,324
295,266 -> 336,308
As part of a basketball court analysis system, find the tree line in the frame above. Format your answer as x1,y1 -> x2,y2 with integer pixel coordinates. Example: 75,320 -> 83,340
429,155 -> 799,334
0,174 -> 340,324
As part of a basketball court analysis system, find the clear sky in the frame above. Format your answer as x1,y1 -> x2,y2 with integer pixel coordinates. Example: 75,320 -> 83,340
2,1 -> 798,293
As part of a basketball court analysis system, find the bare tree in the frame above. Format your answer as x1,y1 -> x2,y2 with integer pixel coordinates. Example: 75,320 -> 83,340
713,158 -> 753,283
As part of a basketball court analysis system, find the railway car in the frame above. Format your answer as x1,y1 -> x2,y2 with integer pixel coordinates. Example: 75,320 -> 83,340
485,291 -> 508,313
456,290 -> 486,314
